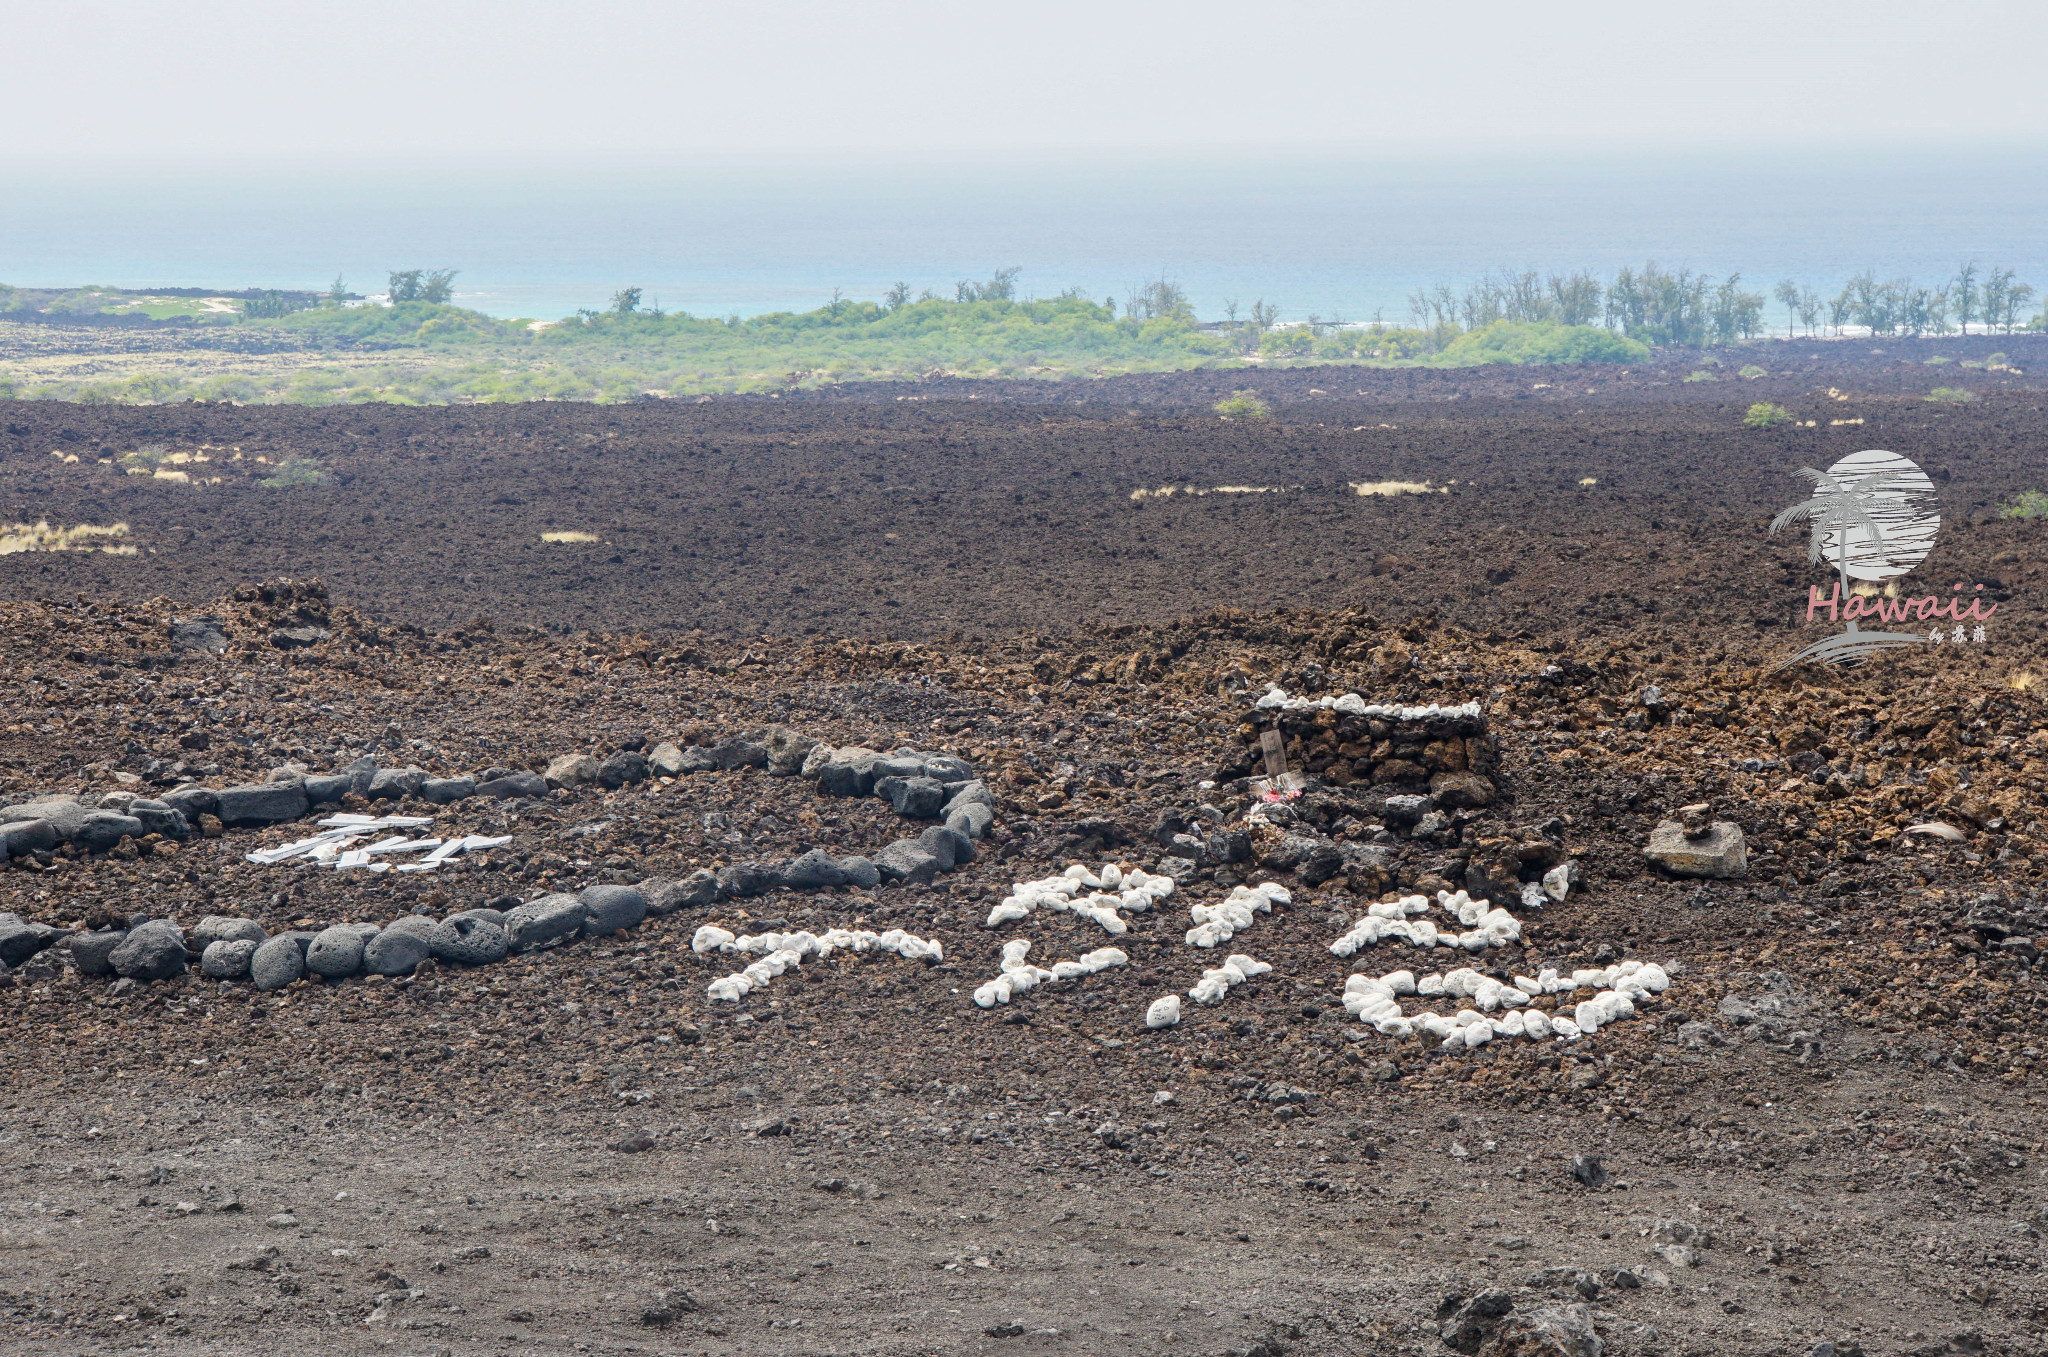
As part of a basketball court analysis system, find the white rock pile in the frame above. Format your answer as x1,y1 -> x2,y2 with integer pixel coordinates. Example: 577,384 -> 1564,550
1341,960 -> 1673,1044
986,862 -> 1177,934
1188,953 -> 1272,1006
694,925 -> 944,1002
1186,882 -> 1290,948
1328,888 -> 1523,955
245,814 -> 510,874
1251,685 -> 1483,721
971,938 -> 1129,1008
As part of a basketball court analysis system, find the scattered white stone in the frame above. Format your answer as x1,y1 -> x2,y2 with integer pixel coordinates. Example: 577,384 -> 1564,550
705,927 -> 942,1002
1337,961 -> 1673,1045
1331,888 -> 1533,956
691,925 -> 736,953
1185,882 -> 1287,948
1542,862 -> 1576,903
1188,953 -> 1271,1006
1145,995 -> 1182,1028
972,939 -> 1130,1008
987,862 -> 1175,930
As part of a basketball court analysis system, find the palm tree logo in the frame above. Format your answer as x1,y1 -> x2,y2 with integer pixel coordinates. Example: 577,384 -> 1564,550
1768,450 -> 1940,668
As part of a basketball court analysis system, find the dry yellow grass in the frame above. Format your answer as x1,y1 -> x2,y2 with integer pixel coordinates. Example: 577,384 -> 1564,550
540,531 -> 600,544
1350,480 -> 1442,497
1130,485 -> 1298,501
0,521 -> 136,555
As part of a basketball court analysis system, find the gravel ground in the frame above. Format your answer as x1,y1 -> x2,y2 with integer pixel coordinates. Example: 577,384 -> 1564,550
3,355 -> 2048,1355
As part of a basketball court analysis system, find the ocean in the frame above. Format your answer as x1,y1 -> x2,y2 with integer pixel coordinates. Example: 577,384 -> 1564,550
4,143 -> 2045,324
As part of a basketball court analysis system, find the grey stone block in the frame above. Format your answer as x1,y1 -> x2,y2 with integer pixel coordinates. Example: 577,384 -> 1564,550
837,856 -> 880,890
1644,821 -> 1749,879
917,752 -> 975,784
710,741 -> 768,770
367,767 -> 427,801
544,754 -> 599,788
251,933 -> 312,990
877,775 -> 946,819
648,741 -> 686,777
913,825 -> 957,872
216,783 -> 309,827
385,914 -> 440,940
504,894 -> 588,951
0,819 -> 57,858
201,938 -> 258,980
781,847 -> 849,890
342,755 -> 379,796
193,916 -> 267,948
816,749 -> 880,797
125,799 -> 191,840
428,916 -> 509,966
476,771 -> 547,800
110,920 -> 188,981
421,776 -> 477,804
940,781 -> 994,817
764,726 -> 817,777
716,862 -> 782,899
648,869 -> 718,912
73,812 -> 144,853
67,929 -> 127,976
874,840 -> 940,886
918,823 -> 973,870
363,927 -> 434,976
159,786 -> 218,820
580,884 -> 647,937
0,919 -> 48,967
946,803 -> 994,840
304,926 -> 367,979
595,751 -> 649,789
303,774 -> 352,805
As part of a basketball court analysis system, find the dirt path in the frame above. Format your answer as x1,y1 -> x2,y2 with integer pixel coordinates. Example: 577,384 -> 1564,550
4,1028 -> 2039,1357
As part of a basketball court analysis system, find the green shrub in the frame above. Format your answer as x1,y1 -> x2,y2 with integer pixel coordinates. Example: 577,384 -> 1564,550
1738,364 -> 1766,379
258,457 -> 326,488
1257,328 -> 1315,359
1926,387 -> 1976,403
1923,355 -> 1953,365
1213,390 -> 1270,419
1744,402 -> 1794,428
1683,370 -> 1717,383
2000,490 -> 2048,519
1434,320 -> 1649,366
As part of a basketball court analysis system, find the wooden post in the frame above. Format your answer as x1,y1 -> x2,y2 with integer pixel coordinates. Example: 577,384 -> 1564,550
1259,723 -> 1288,779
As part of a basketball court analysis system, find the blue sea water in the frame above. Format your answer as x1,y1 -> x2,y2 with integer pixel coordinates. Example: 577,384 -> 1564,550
3,144 -> 2045,324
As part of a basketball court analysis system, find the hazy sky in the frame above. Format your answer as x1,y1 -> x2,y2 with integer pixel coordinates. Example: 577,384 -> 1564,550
9,0 -> 2047,158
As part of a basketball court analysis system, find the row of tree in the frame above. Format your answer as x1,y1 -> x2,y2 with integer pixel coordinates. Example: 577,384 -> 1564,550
1772,263 -> 2034,337
352,260 -> 2041,349
1404,262 -> 2037,346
